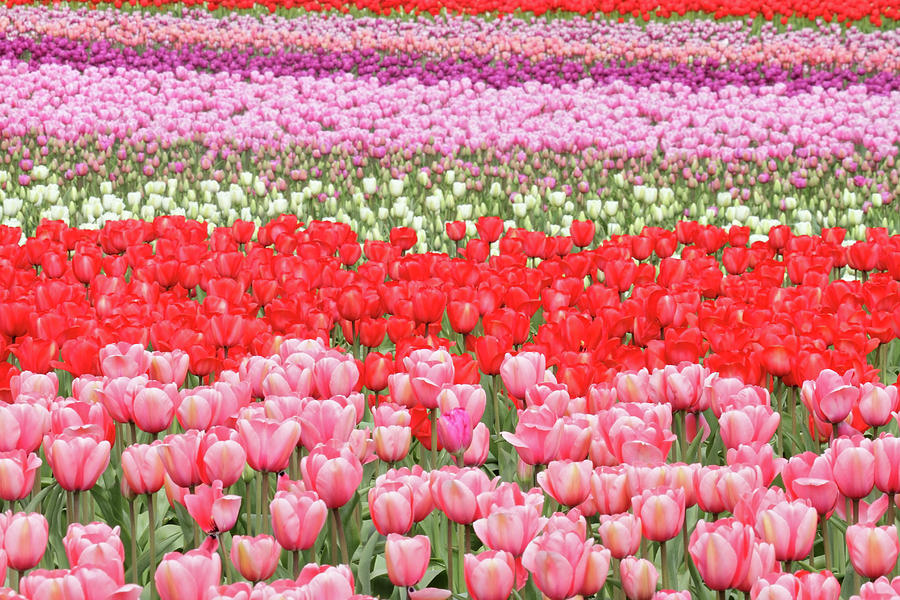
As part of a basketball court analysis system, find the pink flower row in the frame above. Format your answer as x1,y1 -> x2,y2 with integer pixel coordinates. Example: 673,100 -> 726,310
3,59 -> 898,161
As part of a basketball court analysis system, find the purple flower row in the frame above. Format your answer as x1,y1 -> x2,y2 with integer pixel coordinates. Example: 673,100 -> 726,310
6,34 -> 900,95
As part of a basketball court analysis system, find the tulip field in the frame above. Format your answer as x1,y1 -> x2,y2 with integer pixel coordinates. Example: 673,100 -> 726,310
3,0 -> 900,599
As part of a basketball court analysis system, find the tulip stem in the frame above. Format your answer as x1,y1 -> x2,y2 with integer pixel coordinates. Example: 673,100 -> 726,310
457,522 -> 465,594
66,490 -> 75,528
446,518 -> 455,593
72,490 -> 81,525
788,386 -> 797,455
492,373 -> 501,431
331,508 -> 349,565
429,409 -> 438,469
148,494 -> 157,599
262,471 -> 270,534
292,550 -> 301,579
717,590 -> 726,600
82,490 -> 93,523
682,515 -> 691,578
660,541 -> 670,590
821,518 -> 831,573
129,499 -> 138,583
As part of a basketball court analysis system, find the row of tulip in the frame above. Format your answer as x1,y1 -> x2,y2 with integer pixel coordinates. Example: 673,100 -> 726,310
0,7 -> 898,239
2,216 -> 900,387
7,8 -> 900,70
3,0 -> 899,21
1,334 -> 900,600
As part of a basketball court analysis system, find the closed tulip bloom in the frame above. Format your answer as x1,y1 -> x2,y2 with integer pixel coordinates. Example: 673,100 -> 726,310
653,593 -> 692,600
368,481 -> 415,535
852,576 -> 900,600
0,450 -> 41,501
718,406 -> 780,450
847,524 -> 900,579
155,538 -> 221,600
121,443 -> 165,495
63,522 -> 125,568
437,408 -> 473,454
755,500 -> 818,562
500,352 -> 547,401
269,489 -> 327,551
464,423 -> 490,467
373,425 -> 412,463
301,445 -> 363,509
632,487 -> 685,542
689,518 -> 755,591
538,460 -> 593,507
592,467 -> 632,515
858,383 -> 898,428
464,550 -> 516,600
430,467 -> 496,525
156,430 -> 203,489
132,384 -> 177,434
789,477 -> 838,517
750,573 -> 802,600
298,398 -> 356,450
198,439 -> 247,489
5,512 -> 49,570
521,530 -> 611,600
831,436 -> 876,500
598,513 -> 642,559
237,416 -> 301,474
230,535 -> 281,583
312,354 -> 359,398
473,504 -> 544,556
621,557 -> 659,600
795,570 -> 841,600
42,430 -> 111,492
385,534 -> 430,587
874,435 -> 900,494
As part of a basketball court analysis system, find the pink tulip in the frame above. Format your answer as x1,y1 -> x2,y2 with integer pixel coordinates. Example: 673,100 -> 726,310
301,445 -> 363,509
464,423 -> 490,467
385,534 -> 430,587
831,436 -> 875,500
754,500 -> 818,562
368,481 -> 415,535
155,537 -> 221,600
430,466 -> 495,525
500,351 -> 547,401
464,550 -> 516,600
437,408 -> 473,454
121,443 -> 165,496
473,504 -> 544,556
5,512 -> 49,570
132,384 -> 178,434
0,450 -> 41,501
598,512 -> 642,559
874,434 -> 900,494
591,467 -> 631,515
237,416 -> 301,473
501,406 -> 563,466
230,535 -> 281,583
632,487 -> 685,542
521,530 -> 610,600
373,425 -> 412,463
269,489 -> 327,551
847,524 -> 900,579
184,481 -> 242,535
620,557 -> 659,600
156,430 -> 203,489
858,382 -> 898,428
537,460 -> 593,507
313,354 -> 360,398
42,429 -> 111,492
718,405 -> 780,450
801,369 -> 859,424
689,518 -> 755,590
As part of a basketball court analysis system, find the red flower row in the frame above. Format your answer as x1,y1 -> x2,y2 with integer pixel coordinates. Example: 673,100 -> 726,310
7,0 -> 899,23
0,216 -> 895,400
